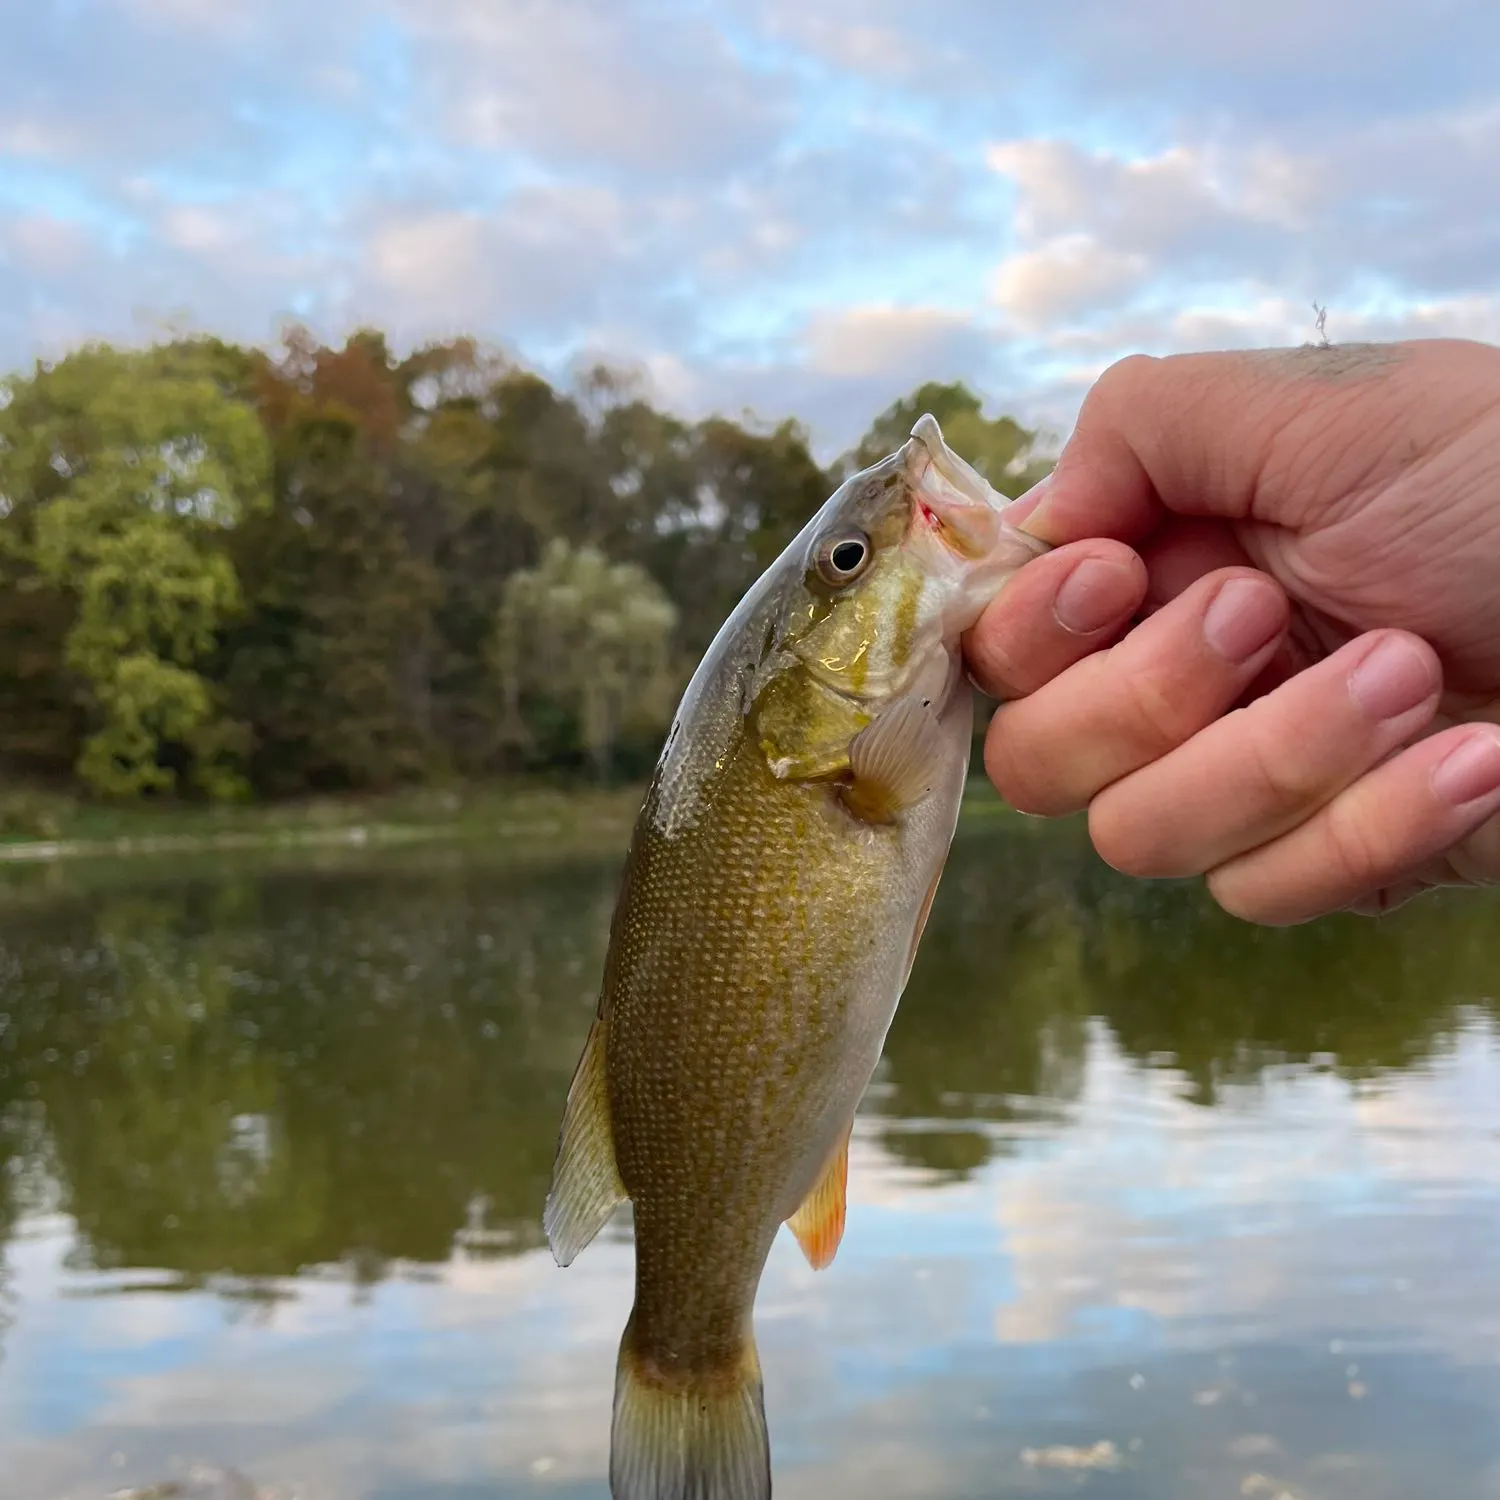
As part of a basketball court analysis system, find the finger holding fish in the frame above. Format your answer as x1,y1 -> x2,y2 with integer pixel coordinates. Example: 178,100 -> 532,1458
963,538 -> 1148,699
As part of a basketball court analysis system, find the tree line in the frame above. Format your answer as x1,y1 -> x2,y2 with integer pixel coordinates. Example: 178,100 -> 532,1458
0,329 -> 1054,802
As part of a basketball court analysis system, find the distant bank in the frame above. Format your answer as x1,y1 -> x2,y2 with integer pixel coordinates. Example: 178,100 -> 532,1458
0,777 -> 1025,865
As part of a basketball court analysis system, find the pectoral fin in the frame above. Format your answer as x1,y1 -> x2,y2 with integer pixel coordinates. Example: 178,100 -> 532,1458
787,1124 -> 851,1270
843,694 -> 947,822
544,1018 -> 626,1267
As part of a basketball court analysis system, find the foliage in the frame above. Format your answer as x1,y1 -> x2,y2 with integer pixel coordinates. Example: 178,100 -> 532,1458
496,538 -> 679,777
843,379 -> 1053,498
0,341 -> 270,797
0,330 -> 1056,802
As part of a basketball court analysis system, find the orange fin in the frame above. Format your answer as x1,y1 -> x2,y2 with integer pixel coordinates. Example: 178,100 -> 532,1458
543,1018 -> 626,1267
843,695 -> 945,822
787,1125 -> 851,1270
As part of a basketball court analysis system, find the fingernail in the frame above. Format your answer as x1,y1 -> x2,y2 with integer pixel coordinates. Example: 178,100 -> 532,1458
1202,577 -> 1286,663
1004,475 -> 1052,536
1432,727 -> 1500,807
1348,634 -> 1439,721
1053,557 -> 1139,635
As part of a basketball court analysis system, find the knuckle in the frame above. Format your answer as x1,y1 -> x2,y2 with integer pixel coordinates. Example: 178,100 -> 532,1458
982,715 -> 1041,812
1069,355 -> 1163,446
1319,798 -> 1389,889
1115,668 -> 1201,759
1089,354 -> 1161,414
1236,715 -> 1329,808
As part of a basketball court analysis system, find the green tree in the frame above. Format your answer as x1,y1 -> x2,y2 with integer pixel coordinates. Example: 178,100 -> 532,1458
0,329 -> 1065,802
0,342 -> 270,798
845,379 -> 1054,497
421,361 -> 609,772
0,518 -> 81,779
495,538 -> 679,778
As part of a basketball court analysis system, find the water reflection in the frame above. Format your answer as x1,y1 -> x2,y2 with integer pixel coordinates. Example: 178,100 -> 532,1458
0,820 -> 1497,1497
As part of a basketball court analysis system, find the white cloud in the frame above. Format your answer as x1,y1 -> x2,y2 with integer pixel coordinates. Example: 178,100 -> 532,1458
389,0 -> 792,178
0,214 -> 92,273
970,107 -> 1500,440
365,211 -> 487,317
804,304 -> 985,379
160,204 -> 239,256
984,138 -> 1296,323
991,236 -> 1151,329
350,184 -> 646,348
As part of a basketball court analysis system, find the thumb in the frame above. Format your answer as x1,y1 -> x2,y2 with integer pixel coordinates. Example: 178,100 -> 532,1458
1007,341 -> 1477,547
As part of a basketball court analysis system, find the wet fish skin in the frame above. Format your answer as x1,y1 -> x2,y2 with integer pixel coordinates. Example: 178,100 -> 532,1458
544,415 -> 1048,1500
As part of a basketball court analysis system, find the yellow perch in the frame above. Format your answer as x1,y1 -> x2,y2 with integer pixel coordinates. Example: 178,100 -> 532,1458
545,414 -> 1048,1499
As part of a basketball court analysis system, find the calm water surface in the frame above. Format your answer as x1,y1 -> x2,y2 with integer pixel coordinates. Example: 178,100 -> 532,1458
1,813 -> 1498,1499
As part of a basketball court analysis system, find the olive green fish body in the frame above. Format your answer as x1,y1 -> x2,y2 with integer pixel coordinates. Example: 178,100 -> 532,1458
544,415 -> 1048,1500
608,657 -> 972,1372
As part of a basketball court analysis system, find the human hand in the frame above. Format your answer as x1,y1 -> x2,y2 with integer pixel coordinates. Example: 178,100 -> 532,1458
965,338 -> 1500,924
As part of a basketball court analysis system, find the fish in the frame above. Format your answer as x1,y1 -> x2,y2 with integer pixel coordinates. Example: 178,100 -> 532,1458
544,413 -> 1049,1500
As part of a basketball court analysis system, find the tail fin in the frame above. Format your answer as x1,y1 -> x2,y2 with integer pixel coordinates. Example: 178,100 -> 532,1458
610,1317 -> 771,1500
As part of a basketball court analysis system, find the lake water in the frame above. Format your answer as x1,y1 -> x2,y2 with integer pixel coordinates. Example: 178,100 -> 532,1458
1,811 -> 1498,1499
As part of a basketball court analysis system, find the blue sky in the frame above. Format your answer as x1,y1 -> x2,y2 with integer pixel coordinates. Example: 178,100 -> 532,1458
3,0 -> 1500,455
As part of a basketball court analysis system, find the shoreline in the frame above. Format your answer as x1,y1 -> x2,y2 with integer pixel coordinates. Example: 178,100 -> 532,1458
0,777 -> 1026,865
0,782 -> 647,864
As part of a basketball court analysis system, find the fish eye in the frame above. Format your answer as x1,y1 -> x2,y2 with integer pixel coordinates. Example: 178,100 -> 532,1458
814,531 -> 872,586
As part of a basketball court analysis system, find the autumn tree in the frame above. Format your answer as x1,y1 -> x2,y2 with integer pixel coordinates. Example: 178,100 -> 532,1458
224,329 -> 445,792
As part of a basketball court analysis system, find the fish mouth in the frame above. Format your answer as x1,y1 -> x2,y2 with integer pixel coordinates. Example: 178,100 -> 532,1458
901,413 -> 1046,566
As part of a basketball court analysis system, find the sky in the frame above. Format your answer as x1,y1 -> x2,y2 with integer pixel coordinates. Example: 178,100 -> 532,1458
3,0 -> 1500,457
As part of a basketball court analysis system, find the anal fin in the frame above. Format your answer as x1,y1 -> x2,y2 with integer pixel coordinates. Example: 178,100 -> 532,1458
902,867 -> 944,992
843,695 -> 947,823
787,1124 -> 851,1270
544,1017 -> 626,1267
